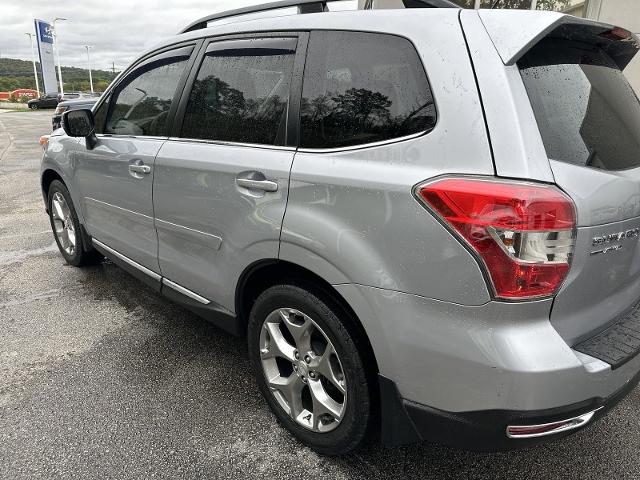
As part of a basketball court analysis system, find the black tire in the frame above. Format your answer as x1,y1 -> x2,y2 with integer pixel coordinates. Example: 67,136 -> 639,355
47,180 -> 102,267
248,283 -> 373,455
30,104 -> 38,110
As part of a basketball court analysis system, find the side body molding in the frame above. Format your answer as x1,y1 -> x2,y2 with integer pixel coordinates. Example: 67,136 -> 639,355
91,239 -> 240,336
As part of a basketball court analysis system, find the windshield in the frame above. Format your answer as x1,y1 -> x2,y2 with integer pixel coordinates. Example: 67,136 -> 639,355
519,39 -> 640,171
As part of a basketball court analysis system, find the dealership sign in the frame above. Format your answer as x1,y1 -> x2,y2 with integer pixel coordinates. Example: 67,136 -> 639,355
34,19 -> 58,94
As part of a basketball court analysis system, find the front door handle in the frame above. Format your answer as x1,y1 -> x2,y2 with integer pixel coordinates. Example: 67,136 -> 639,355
129,164 -> 151,175
236,178 -> 278,192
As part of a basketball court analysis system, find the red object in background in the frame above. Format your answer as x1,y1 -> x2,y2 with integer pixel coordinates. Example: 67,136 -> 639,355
0,89 -> 39,101
11,89 -> 38,98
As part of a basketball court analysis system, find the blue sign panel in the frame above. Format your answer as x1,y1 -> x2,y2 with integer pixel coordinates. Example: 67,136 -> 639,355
34,19 -> 58,94
37,20 -> 54,44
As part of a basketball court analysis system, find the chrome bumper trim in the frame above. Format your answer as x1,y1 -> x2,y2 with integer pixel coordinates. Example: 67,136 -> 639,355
506,407 -> 602,439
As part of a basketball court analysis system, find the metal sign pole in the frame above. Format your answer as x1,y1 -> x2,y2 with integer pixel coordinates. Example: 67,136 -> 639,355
84,46 -> 94,94
25,33 -> 40,97
52,17 -> 67,96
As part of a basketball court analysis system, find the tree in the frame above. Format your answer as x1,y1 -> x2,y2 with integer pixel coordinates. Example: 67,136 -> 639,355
451,0 -> 570,10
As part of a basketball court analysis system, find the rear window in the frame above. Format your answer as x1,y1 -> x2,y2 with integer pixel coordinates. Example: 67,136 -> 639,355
519,39 -> 640,170
300,31 -> 436,149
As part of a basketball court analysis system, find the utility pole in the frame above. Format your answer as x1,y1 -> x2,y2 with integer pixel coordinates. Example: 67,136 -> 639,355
52,17 -> 67,96
84,45 -> 94,93
531,0 -> 538,9
474,0 -> 481,8
25,33 -> 41,97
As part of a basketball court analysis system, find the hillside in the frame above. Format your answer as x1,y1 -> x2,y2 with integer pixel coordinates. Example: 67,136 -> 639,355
0,57 -> 117,93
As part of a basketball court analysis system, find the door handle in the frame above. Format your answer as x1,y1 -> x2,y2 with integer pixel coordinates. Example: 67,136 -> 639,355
236,178 -> 278,192
129,164 -> 151,175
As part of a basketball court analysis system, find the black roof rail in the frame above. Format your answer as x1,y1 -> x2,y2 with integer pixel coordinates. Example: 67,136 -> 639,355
179,0 -> 461,34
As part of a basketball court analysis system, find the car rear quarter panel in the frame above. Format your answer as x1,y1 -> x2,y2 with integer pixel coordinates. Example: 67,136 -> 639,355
280,11 -> 494,305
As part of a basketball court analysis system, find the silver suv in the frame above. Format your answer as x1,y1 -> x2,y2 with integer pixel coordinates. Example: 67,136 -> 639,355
40,0 -> 640,455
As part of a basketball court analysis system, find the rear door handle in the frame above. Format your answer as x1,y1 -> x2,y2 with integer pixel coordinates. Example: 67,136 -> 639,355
236,178 -> 278,192
129,164 -> 151,174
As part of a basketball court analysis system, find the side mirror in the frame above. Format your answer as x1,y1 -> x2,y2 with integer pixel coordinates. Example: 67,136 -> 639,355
62,109 -> 98,150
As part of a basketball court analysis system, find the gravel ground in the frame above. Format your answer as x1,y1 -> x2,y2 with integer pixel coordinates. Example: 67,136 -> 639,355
1,110 -> 639,479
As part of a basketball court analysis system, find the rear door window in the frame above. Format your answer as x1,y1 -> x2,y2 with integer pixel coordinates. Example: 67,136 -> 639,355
300,31 -> 436,149
519,39 -> 640,170
180,37 -> 297,146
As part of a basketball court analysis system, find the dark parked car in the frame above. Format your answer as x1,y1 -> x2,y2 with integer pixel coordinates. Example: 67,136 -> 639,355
28,93 -> 59,110
29,92 -> 92,111
52,97 -> 99,131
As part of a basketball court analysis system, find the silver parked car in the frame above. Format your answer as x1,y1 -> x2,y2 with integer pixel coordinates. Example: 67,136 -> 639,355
40,0 -> 640,455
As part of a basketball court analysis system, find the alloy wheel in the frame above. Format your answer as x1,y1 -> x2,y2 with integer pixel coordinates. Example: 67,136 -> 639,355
259,308 -> 347,433
51,192 -> 77,256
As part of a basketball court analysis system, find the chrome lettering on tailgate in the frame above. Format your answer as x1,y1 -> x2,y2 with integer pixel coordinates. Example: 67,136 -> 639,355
591,227 -> 640,255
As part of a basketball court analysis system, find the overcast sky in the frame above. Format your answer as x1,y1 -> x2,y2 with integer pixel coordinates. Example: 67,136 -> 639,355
0,0 -> 260,72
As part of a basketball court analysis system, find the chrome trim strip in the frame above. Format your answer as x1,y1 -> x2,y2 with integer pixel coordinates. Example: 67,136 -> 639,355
155,218 -> 223,251
92,239 -> 211,305
162,278 -> 211,305
165,131 -> 425,153
166,137 -> 296,152
95,134 -> 168,141
297,130 -> 427,154
85,197 -> 153,221
506,408 -> 602,439
92,239 -> 161,281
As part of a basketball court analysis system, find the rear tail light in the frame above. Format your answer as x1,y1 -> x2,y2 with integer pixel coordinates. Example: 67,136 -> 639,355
415,177 -> 576,300
599,27 -> 633,42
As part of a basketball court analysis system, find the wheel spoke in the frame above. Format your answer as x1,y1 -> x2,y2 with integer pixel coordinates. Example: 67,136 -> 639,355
309,378 -> 343,428
53,218 -> 65,235
316,344 -> 346,395
268,374 -> 305,418
52,196 -> 65,220
261,321 -> 296,362
280,309 -> 313,352
66,225 -> 76,249
58,227 -> 70,250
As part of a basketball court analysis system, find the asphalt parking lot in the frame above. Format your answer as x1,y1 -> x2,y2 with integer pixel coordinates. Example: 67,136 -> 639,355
1,110 -> 640,479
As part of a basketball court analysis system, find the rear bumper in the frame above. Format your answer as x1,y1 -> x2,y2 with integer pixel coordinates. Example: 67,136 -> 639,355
333,284 -> 640,448
380,370 -> 640,450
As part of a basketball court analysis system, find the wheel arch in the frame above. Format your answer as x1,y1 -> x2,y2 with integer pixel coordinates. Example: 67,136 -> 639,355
41,169 -> 93,253
236,259 -> 380,377
41,168 -> 65,211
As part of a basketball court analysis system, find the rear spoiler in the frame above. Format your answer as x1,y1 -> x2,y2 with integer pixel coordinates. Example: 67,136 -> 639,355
476,10 -> 639,69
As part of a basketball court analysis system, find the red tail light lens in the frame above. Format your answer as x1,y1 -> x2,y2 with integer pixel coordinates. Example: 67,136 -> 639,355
599,27 -> 633,41
416,178 -> 576,299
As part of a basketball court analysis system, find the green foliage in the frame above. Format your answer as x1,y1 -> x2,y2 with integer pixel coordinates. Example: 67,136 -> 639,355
7,93 -> 30,103
0,57 -> 117,93
451,0 -> 570,9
